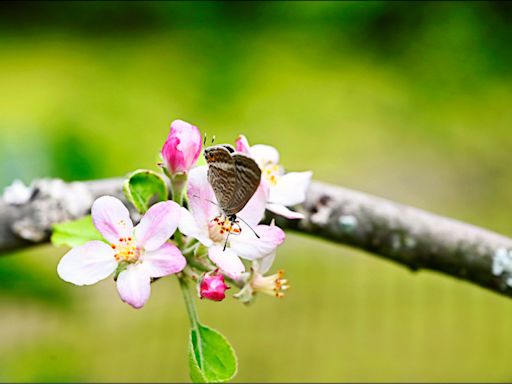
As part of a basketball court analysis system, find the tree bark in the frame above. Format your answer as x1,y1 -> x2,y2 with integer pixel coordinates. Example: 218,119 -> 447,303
2,177 -> 512,298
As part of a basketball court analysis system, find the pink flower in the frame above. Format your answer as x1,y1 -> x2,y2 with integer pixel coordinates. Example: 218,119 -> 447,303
235,135 -> 312,219
161,119 -> 202,175
199,271 -> 229,301
178,166 -> 285,278
57,196 -> 186,309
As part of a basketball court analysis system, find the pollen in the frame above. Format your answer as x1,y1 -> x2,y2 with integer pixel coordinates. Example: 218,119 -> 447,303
262,164 -> 281,187
113,237 -> 141,263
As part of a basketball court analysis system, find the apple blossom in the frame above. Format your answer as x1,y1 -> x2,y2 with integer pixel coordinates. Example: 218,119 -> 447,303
178,166 -> 285,278
57,196 -> 186,308
161,119 -> 202,175
235,135 -> 312,219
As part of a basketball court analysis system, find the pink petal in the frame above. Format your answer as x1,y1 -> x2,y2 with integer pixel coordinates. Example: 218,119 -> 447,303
57,240 -> 117,286
143,242 -> 186,278
235,134 -> 251,155
229,224 -> 285,260
116,264 -> 151,309
208,245 -> 245,279
237,182 -> 268,227
178,207 -> 213,247
250,144 -> 280,165
266,203 -> 305,220
187,166 -> 218,224
161,120 -> 202,174
134,201 -> 180,251
91,196 -> 133,244
269,171 -> 312,206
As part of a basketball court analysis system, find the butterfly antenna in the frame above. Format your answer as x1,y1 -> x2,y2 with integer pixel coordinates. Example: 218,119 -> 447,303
211,135 -> 216,145
203,133 -> 207,146
236,215 -> 260,239
223,230 -> 231,251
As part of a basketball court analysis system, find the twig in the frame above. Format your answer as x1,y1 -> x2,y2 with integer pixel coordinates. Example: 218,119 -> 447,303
2,177 -> 512,298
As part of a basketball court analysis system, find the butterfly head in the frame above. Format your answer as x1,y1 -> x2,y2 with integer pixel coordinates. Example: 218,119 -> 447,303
204,144 -> 236,164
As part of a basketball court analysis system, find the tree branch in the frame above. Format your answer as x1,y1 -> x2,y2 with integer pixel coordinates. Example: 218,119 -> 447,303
2,177 -> 512,298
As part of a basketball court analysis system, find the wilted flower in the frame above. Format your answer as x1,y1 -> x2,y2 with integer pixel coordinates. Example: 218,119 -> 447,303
199,271 -> 229,301
234,248 -> 289,303
235,135 -> 312,219
251,268 -> 289,298
161,119 -> 202,175
178,166 -> 285,278
57,196 -> 186,309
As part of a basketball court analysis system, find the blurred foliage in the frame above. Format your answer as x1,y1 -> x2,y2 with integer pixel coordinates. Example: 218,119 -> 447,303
0,1 -> 512,382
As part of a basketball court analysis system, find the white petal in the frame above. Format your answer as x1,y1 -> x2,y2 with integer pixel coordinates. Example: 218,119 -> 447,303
229,224 -> 285,260
255,251 -> 276,274
143,242 -> 187,278
187,166 -> 218,224
134,201 -> 180,251
178,207 -> 213,247
91,196 -> 133,244
266,203 -> 305,220
116,264 -> 151,309
208,244 -> 245,278
269,171 -> 312,206
250,144 -> 280,165
237,182 -> 268,227
57,241 -> 117,286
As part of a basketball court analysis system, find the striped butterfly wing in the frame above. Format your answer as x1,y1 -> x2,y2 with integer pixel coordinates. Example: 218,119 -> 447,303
223,153 -> 262,216
205,146 -> 237,212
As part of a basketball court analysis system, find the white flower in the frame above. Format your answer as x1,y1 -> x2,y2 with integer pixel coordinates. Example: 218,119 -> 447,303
235,135 -> 312,219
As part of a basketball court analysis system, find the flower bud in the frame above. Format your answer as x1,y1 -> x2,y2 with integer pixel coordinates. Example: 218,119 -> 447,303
200,272 -> 229,302
161,120 -> 202,175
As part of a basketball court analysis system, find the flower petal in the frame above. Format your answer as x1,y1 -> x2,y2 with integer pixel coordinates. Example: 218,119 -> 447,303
235,134 -> 251,155
161,120 -> 202,174
250,144 -> 280,165
116,264 -> 151,309
229,224 -> 285,260
57,240 -> 117,286
255,251 -> 276,275
178,207 -> 213,247
266,203 -> 305,220
134,201 -> 180,251
269,171 -> 312,206
208,244 -> 245,278
144,242 -> 187,278
91,196 -> 133,244
187,166 -> 218,224
238,182 -> 268,227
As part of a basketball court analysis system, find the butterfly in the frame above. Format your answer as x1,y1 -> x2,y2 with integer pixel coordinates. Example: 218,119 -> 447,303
204,144 -> 262,247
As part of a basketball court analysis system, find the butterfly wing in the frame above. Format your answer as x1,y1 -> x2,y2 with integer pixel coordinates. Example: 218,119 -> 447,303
224,153 -> 262,216
205,146 -> 237,213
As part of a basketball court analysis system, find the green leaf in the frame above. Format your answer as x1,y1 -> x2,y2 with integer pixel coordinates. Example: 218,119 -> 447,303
123,169 -> 168,213
188,324 -> 238,383
51,215 -> 104,248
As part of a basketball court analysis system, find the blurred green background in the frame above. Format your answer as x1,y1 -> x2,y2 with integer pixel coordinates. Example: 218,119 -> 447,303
1,1 -> 512,381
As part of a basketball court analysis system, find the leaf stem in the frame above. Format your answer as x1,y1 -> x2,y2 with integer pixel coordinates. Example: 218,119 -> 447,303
179,276 -> 200,330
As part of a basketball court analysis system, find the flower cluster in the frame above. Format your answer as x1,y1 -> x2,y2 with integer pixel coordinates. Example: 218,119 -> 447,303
57,119 -> 311,308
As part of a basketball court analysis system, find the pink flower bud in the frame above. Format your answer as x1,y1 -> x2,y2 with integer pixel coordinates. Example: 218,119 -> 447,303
200,272 -> 229,302
161,120 -> 202,175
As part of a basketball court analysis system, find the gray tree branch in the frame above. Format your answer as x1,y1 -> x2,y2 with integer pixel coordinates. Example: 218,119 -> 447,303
2,177 -> 512,298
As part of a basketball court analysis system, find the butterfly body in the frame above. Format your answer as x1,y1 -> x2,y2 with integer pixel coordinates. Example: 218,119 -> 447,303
204,144 -> 262,218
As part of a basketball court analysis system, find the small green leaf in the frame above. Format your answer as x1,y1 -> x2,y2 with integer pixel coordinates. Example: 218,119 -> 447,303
123,169 -> 168,213
188,324 -> 238,383
51,215 -> 104,248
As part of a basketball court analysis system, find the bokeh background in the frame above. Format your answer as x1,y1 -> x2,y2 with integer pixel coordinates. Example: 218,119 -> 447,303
1,1 -> 512,382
